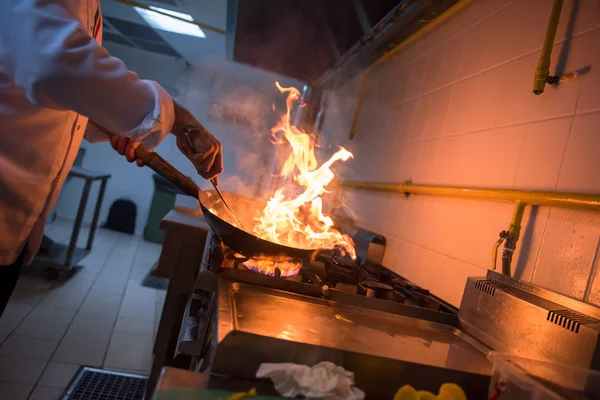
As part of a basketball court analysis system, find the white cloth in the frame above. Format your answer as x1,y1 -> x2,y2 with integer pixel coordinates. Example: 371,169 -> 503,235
0,0 -> 175,265
256,362 -> 365,400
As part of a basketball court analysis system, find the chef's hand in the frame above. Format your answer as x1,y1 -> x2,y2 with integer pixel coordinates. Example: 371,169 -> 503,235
110,135 -> 144,167
171,102 -> 223,185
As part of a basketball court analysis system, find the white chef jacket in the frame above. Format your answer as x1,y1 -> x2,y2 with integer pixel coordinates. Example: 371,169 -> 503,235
0,0 -> 175,265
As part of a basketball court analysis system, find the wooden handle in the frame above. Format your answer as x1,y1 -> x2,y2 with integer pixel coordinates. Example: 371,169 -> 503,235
89,120 -> 154,163
88,120 -> 201,199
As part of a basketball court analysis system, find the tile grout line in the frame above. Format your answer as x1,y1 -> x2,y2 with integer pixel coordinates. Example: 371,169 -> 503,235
0,222 -> 81,397
99,237 -> 148,373
370,24 -> 600,112
382,0 -> 519,78
404,109 -> 600,146
583,237 -> 600,302
0,291 -> 45,348
357,224 -> 489,272
1,228 -> 124,397
527,25 -> 596,285
528,209 -> 552,285
26,232 -> 118,395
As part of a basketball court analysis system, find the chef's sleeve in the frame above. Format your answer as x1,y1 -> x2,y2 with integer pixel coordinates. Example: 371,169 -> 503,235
0,0 -> 174,150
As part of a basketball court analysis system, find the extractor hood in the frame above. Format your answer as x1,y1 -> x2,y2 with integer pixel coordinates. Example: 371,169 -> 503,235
226,0 -> 461,87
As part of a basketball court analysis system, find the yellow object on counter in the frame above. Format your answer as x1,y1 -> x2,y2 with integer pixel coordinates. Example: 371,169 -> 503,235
226,388 -> 257,400
394,383 -> 466,400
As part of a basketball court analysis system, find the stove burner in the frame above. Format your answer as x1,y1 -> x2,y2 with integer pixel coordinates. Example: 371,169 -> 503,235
242,256 -> 303,277
207,237 -> 454,313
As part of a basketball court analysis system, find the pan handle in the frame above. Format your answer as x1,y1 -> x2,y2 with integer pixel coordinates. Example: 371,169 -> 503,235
89,120 -> 200,200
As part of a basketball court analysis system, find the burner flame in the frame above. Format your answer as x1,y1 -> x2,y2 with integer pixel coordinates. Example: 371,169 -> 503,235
243,255 -> 302,277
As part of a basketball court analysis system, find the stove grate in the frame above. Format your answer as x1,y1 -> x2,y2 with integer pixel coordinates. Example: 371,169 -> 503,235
62,367 -> 147,400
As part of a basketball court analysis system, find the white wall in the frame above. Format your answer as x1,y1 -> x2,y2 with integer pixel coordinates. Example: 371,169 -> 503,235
322,0 -> 600,306
53,41 -> 303,234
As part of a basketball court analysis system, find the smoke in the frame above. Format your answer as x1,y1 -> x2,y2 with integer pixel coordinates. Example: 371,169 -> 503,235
179,59 -> 305,200
218,175 -> 256,198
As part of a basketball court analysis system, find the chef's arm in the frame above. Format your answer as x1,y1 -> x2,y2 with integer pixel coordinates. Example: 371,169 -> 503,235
0,0 -> 173,149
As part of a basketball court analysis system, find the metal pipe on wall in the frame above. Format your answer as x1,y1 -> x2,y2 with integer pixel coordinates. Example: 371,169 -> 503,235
341,181 -> 600,210
339,181 -> 600,276
502,200 -> 526,275
533,0 -> 564,95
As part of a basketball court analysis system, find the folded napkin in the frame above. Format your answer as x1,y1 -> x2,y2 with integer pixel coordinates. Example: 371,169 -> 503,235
256,362 -> 365,400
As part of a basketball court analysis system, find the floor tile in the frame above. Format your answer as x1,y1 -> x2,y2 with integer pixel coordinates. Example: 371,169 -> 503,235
129,266 -> 149,281
76,259 -> 105,270
3,303 -> 33,319
64,317 -> 115,344
90,280 -> 126,296
103,332 -> 153,373
39,285 -> 91,310
96,270 -> 130,284
9,279 -> 51,306
76,300 -> 120,327
0,315 -> 23,344
0,335 -> 58,361
27,306 -> 76,325
38,362 -> 79,389
14,317 -> 69,341
52,338 -> 107,367
79,253 -> 109,266
0,355 -> 47,384
70,267 -> 99,281
118,297 -> 155,321
114,317 -> 155,336
28,385 -> 63,400
125,280 -> 156,301
8,223 -> 163,379
0,382 -> 33,400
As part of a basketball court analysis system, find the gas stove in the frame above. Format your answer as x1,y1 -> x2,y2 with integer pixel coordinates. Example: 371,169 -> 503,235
168,230 -> 600,399
171,232 -> 495,398
204,233 -> 457,315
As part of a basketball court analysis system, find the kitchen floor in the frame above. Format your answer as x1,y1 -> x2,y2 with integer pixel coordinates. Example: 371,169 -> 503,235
0,218 -> 165,400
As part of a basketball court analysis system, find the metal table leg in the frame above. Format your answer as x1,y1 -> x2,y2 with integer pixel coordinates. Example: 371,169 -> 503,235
86,178 -> 108,251
65,179 -> 92,267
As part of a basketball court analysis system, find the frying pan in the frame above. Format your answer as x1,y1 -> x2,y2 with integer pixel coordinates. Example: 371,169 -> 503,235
90,121 -> 319,261
199,191 -> 319,260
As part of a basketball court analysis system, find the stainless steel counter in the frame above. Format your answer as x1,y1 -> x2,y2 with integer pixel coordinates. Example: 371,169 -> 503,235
216,279 -> 492,376
146,208 -> 211,400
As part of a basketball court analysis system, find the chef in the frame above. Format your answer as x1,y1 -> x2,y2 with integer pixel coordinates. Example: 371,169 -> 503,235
0,0 -> 223,318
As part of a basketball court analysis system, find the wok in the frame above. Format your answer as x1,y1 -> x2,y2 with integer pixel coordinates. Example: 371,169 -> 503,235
88,121 -> 319,261
199,190 -> 319,261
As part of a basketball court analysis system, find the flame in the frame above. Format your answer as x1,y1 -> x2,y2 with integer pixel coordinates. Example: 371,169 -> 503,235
252,83 -> 356,259
243,255 -> 302,277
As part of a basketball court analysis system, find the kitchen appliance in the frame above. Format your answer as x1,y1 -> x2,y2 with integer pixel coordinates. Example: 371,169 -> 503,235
172,232 -> 492,398
164,230 -> 600,399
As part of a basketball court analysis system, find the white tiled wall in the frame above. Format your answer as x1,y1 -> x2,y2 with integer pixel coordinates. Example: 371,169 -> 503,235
321,0 -> 600,306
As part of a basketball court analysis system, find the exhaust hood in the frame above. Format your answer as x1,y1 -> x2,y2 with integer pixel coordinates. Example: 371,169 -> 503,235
226,0 -> 461,87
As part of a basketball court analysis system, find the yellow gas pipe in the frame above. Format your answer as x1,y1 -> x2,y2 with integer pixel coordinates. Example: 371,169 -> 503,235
349,0 -> 474,139
339,181 -> 600,276
533,0 -> 564,95
492,201 -> 526,275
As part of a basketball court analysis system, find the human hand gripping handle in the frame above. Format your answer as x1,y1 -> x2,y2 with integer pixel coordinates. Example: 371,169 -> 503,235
90,121 -> 200,199
172,102 -> 223,186
106,102 -> 223,185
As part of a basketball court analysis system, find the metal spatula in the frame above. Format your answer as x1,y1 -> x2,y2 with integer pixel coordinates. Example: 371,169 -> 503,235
182,127 -> 246,230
